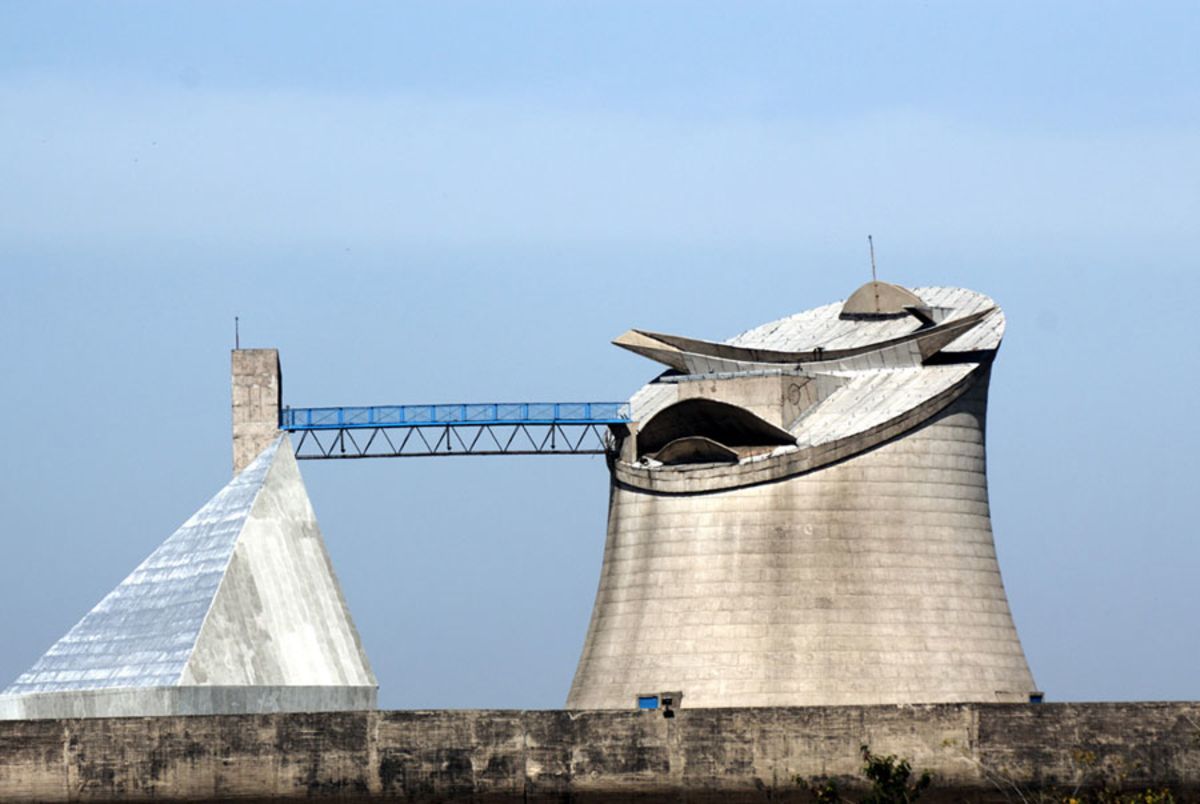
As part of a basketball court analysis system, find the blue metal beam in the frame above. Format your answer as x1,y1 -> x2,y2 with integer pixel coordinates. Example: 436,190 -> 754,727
281,402 -> 631,430
280,402 -> 633,460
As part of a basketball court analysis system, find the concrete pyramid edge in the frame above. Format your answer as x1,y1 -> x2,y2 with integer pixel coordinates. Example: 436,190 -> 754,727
0,437 -> 377,719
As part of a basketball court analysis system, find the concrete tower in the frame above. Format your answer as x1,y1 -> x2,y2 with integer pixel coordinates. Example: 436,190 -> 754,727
568,283 -> 1037,709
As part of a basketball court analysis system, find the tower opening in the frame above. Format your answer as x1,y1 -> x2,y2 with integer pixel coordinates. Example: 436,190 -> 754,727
636,399 -> 795,459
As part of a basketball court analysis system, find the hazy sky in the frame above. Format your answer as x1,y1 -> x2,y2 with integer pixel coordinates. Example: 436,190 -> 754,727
1,2 -> 1197,708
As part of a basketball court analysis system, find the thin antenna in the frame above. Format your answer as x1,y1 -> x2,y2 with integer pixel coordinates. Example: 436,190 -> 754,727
235,316 -> 240,350
868,235 -> 881,312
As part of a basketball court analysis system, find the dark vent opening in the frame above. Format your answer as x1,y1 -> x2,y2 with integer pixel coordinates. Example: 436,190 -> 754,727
648,436 -> 740,465
637,399 -> 795,457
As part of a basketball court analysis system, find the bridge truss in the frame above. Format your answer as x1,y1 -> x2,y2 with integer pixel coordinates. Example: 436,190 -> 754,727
281,402 -> 631,459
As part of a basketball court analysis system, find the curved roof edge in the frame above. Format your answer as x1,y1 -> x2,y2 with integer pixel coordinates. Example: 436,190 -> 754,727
614,366 -> 983,495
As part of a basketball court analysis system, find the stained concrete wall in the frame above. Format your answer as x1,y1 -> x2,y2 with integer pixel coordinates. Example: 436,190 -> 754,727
570,373 -> 1036,709
182,440 -> 377,690
672,373 -> 819,431
0,685 -> 375,721
2,703 -> 1198,802
232,349 -> 282,475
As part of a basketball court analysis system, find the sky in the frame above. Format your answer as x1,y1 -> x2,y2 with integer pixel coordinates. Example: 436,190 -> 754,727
0,1 -> 1197,709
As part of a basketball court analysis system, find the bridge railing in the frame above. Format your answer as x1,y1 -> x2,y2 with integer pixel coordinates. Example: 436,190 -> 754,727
281,402 -> 631,430
280,402 -> 633,459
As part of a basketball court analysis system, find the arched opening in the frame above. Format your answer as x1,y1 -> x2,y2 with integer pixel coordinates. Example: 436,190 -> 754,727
636,399 -> 795,460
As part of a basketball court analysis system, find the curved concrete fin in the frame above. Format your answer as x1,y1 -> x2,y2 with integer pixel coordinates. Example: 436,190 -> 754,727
616,308 -> 994,373
612,330 -> 691,372
181,439 -> 375,687
2,439 -> 283,696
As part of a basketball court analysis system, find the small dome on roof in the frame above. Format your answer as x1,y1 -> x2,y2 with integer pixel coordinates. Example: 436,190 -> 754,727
841,281 -> 926,316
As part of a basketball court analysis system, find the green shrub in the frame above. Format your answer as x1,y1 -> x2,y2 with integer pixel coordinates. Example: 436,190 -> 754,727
798,744 -> 932,803
858,745 -> 932,804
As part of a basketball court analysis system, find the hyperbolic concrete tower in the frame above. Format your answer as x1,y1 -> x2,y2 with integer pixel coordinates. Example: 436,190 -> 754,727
568,282 -> 1037,709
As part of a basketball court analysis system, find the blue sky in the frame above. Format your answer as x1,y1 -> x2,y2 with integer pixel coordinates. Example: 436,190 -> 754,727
1,2 -> 1197,708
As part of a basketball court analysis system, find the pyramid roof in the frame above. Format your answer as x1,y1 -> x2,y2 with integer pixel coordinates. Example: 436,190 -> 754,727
1,437 -> 374,716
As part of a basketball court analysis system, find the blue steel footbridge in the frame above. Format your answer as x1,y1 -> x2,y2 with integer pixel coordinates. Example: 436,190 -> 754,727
282,401 -> 633,459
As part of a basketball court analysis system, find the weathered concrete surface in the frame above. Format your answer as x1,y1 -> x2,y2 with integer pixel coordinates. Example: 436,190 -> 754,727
842,280 -> 926,315
0,686 -> 375,721
575,286 -> 1036,709
1,703 -> 1198,802
573,376 -> 1037,709
232,349 -> 282,476
0,438 -> 376,720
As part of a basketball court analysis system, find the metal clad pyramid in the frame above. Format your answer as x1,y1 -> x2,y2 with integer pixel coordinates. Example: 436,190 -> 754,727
0,437 -> 375,719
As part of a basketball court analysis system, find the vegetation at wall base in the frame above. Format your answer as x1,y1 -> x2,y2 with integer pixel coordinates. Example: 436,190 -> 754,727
797,744 -> 1179,804
799,744 -> 932,804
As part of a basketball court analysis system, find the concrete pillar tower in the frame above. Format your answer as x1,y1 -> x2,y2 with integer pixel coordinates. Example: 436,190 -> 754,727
568,284 -> 1038,709
232,348 -> 282,474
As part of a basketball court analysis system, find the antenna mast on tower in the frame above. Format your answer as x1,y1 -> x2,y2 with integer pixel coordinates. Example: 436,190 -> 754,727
868,235 -> 880,312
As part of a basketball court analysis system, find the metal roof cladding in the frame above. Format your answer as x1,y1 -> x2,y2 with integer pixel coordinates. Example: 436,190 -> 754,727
2,436 -> 376,718
4,439 -> 285,695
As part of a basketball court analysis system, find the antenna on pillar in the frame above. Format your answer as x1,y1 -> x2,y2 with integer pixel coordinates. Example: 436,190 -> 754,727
235,316 -> 240,350
868,235 -> 880,312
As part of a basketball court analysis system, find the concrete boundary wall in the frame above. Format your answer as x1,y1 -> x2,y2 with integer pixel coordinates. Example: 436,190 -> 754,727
2,703 -> 1199,802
